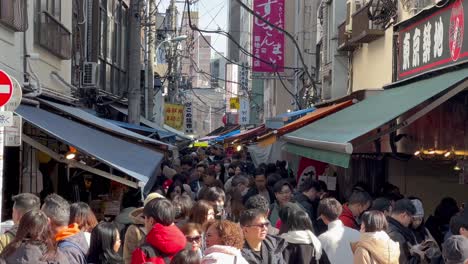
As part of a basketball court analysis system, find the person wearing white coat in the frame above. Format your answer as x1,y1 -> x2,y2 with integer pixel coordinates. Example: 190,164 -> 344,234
317,198 -> 360,264
202,245 -> 249,264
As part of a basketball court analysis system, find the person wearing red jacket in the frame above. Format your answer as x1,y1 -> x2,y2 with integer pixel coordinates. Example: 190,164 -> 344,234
339,190 -> 372,230
131,198 -> 187,264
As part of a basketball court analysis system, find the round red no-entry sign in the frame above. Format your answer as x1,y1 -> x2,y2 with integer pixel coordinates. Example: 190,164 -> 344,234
0,70 -> 13,108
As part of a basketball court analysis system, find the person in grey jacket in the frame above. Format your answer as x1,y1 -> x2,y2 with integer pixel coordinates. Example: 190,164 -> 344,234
240,209 -> 287,264
0,210 -> 69,264
42,194 -> 89,264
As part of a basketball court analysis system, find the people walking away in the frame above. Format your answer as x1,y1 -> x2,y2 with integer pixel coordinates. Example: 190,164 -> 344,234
426,197 -> 460,246
280,209 -> 329,264
171,249 -> 201,264
240,209 -> 287,264
243,168 -> 275,204
87,222 -> 123,264
317,198 -> 360,264
42,193 -> 88,264
294,179 -> 322,229
131,198 -> 186,264
124,192 -> 164,264
339,190 -> 373,230
386,198 -> 418,264
245,195 -> 279,235
409,198 -> 442,263
442,235 -> 468,264
180,223 -> 203,257
70,202 -> 98,247
0,193 -> 40,252
0,209 -> 69,264
351,210 -> 400,264
269,180 -> 294,227
202,220 -> 249,264
450,210 -> 468,239
190,200 -> 216,226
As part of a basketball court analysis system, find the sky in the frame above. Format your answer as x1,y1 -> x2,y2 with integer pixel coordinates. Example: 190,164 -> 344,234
159,0 -> 229,57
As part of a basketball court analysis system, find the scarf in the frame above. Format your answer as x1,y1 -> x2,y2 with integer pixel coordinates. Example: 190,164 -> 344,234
280,230 -> 322,259
55,223 -> 81,241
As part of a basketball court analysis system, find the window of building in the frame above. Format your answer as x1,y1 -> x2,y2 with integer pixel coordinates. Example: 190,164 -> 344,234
98,0 -> 128,95
35,0 -> 71,59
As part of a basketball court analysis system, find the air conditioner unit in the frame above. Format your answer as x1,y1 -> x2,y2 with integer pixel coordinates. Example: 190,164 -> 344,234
82,62 -> 98,86
345,0 -> 364,33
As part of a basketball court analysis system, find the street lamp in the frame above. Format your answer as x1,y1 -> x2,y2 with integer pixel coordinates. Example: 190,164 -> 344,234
145,35 -> 187,119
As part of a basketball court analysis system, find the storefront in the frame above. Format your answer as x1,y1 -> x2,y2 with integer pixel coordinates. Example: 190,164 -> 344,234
281,0 -> 468,211
4,99 -> 174,220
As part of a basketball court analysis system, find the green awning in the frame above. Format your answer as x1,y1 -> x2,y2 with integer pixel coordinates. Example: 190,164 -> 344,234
284,67 -> 468,167
284,143 -> 351,168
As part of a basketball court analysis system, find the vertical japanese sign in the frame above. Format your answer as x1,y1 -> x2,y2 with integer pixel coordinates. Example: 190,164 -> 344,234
225,64 -> 239,112
252,0 -> 285,72
396,0 -> 468,81
239,98 -> 250,125
184,102 -> 193,134
164,103 -> 184,131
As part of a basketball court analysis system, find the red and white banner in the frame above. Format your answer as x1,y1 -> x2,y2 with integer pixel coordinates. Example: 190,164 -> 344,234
252,0 -> 285,72
297,157 -> 327,187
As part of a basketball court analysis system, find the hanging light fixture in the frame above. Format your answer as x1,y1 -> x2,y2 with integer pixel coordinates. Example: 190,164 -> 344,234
414,150 -> 421,156
65,146 -> 77,160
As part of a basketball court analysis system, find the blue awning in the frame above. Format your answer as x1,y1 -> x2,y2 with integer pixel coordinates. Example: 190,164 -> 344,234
103,119 -> 176,139
214,130 -> 241,142
266,107 -> 316,129
16,105 -> 164,185
275,108 -> 316,119
41,100 -> 174,150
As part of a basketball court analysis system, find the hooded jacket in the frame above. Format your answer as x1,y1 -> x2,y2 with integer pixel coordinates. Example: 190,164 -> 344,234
56,224 -> 89,264
351,231 -> 400,264
202,245 -> 249,264
131,223 -> 187,264
339,205 -> 359,230
241,235 -> 288,264
386,217 -> 419,264
1,241 -> 70,264
281,230 -> 330,264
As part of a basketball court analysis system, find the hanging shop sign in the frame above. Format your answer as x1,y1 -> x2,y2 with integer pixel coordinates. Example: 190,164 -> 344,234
4,115 -> 22,147
225,64 -> 239,112
252,0 -> 285,72
396,0 -> 468,81
239,98 -> 250,125
164,103 -> 184,131
230,97 -> 240,110
184,102 -> 193,134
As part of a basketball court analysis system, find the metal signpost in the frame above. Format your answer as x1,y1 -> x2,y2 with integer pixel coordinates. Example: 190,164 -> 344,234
0,70 -> 17,221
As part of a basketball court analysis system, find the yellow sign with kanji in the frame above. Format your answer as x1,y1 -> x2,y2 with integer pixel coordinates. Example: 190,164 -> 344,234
230,97 -> 240,110
164,103 -> 184,130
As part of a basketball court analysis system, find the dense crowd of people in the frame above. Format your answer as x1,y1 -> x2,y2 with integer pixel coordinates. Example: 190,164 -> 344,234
0,147 -> 467,264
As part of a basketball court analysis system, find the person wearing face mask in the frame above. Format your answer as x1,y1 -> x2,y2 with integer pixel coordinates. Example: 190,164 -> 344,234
339,190 -> 373,231
409,198 -> 442,263
199,187 -> 226,220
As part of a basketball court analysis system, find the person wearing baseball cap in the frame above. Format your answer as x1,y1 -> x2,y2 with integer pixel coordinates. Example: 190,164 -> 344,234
442,235 -> 468,264
122,192 -> 164,264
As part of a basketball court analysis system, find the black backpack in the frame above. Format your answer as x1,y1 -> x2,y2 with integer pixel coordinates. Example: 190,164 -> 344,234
139,242 -> 171,264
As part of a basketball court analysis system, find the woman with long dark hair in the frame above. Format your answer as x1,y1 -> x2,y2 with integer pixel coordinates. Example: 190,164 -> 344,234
87,222 -> 123,264
70,202 -> 98,247
0,210 -> 67,264
214,162 -> 226,183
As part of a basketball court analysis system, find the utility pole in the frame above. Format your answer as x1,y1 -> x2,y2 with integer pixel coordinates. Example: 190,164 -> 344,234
147,0 -> 156,121
128,0 -> 142,124
167,0 -> 178,103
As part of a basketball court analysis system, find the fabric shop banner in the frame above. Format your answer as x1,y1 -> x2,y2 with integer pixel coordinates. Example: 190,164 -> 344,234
252,0 -> 285,72
396,0 -> 468,81
164,103 -> 184,131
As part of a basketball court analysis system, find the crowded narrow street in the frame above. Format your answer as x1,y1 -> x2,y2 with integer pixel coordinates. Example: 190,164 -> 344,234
0,0 -> 466,263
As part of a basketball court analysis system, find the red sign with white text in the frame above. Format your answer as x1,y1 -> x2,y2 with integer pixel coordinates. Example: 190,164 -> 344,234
252,0 -> 285,72
0,70 -> 13,108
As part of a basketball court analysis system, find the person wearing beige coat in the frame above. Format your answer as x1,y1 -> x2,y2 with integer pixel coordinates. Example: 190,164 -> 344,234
351,210 -> 400,264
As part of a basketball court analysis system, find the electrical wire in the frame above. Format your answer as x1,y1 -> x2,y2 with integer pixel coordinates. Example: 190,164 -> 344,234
276,71 -> 301,110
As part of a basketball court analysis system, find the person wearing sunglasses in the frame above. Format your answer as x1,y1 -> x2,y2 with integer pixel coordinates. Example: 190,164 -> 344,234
240,209 -> 287,264
180,223 -> 203,257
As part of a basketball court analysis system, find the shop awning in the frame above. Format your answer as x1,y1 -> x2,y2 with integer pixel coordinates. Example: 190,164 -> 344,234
16,105 -> 164,185
42,100 -> 174,150
266,107 -> 316,129
214,130 -> 241,142
283,68 -> 468,168
109,104 -> 192,141
103,119 -> 176,139
224,125 -> 267,144
257,101 -> 354,147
